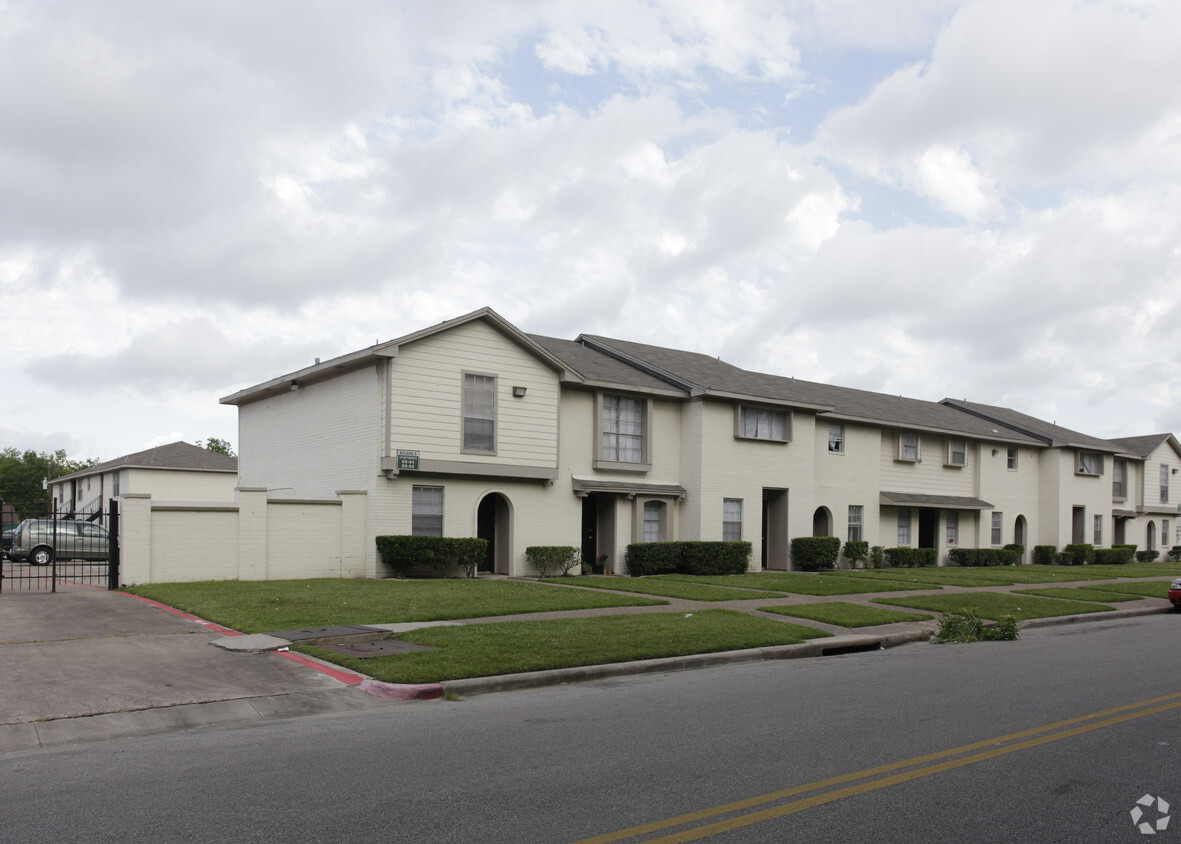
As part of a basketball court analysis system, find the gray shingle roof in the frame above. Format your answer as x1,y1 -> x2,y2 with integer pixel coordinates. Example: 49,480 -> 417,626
528,334 -> 687,395
1107,433 -> 1177,458
941,399 -> 1122,452
54,442 -> 237,483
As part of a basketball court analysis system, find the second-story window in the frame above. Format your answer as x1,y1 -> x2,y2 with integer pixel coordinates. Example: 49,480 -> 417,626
1007,447 -> 1018,470
898,432 -> 919,462
602,395 -> 645,463
738,406 -> 789,442
947,438 -> 966,467
1113,459 -> 1126,498
462,373 -> 496,453
1162,464 -> 1170,504
1077,451 -> 1102,476
828,424 -> 844,453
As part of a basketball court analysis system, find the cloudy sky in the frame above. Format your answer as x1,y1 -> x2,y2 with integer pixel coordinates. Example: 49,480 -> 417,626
3,0 -> 1179,462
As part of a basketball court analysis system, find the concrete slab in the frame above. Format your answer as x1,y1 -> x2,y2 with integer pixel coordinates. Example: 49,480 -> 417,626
265,625 -> 385,642
366,621 -> 461,634
212,634 -> 291,653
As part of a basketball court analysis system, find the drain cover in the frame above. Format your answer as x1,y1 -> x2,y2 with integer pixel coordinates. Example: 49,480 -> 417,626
317,640 -> 436,657
268,625 -> 383,641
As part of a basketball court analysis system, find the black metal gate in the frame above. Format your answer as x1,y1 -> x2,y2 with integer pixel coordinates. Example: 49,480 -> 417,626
0,498 -> 120,593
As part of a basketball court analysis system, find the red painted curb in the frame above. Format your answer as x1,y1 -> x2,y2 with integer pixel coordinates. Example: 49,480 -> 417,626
119,591 -> 241,635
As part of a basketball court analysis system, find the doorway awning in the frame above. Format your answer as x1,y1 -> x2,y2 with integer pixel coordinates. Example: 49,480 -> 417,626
1112,509 -> 1138,519
571,477 -> 687,500
879,492 -> 994,510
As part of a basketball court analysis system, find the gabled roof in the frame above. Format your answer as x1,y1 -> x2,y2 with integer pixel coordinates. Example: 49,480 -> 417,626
578,335 -> 1043,444
221,307 -> 583,406
528,335 -> 691,397
940,399 -> 1122,452
53,442 -> 237,483
1108,433 -> 1181,460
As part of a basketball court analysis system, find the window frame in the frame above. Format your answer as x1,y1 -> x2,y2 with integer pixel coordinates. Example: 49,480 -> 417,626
734,405 -> 791,444
897,431 -> 920,463
946,510 -> 959,545
461,372 -> 497,455
722,498 -> 743,542
1161,464 -> 1170,504
897,510 -> 911,545
1076,451 -> 1103,476
847,505 -> 863,543
828,423 -> 845,454
596,393 -> 651,471
643,500 -> 666,543
991,511 -> 1003,546
1094,514 -> 1103,546
1007,447 -> 1018,471
411,485 -> 444,537
946,438 -> 967,468
1113,458 -> 1126,499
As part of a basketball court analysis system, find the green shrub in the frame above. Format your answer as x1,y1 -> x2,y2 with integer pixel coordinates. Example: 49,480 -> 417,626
1033,545 -> 1058,566
1061,544 -> 1095,566
842,540 -> 869,569
1135,550 -> 1160,563
1169,546 -> 1181,562
1094,547 -> 1135,565
884,547 -> 936,567
1003,543 -> 1025,560
624,541 -> 751,577
790,536 -> 841,571
375,536 -> 487,578
525,546 -> 582,577
948,548 -> 1021,567
932,611 -> 1019,644
870,546 -> 885,569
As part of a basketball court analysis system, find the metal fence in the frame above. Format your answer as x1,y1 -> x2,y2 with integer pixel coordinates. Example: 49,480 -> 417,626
0,498 -> 120,593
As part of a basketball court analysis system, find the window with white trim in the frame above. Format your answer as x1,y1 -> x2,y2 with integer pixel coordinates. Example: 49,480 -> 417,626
737,406 -> 789,442
412,486 -> 443,537
946,438 -> 966,467
462,373 -> 496,453
723,499 -> 743,541
828,424 -> 844,453
898,432 -> 919,462
643,500 -> 666,542
1077,451 -> 1102,476
1162,464 -> 1170,504
848,505 -> 863,542
1094,514 -> 1103,546
1164,520 -> 1171,551
602,394 -> 646,463
991,512 -> 1003,545
946,510 -> 959,545
897,510 -> 911,545
1113,459 -> 1126,498
112,473 -> 120,497
1007,447 -> 1018,470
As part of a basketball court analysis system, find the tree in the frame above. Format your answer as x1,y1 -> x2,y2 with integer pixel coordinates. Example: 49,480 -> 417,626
0,448 -> 98,513
198,437 -> 236,457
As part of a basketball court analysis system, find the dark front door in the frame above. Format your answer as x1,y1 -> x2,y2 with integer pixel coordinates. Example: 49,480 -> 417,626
581,495 -> 598,573
918,508 -> 938,549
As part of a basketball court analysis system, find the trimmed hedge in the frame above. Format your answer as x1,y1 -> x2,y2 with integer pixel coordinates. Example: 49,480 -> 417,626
1135,550 -> 1160,563
947,548 -> 1020,567
1169,546 -> 1181,562
625,541 -> 752,577
375,535 -> 488,578
842,540 -> 869,569
525,546 -> 582,577
1003,543 -> 1025,559
791,536 -> 841,571
870,546 -> 885,569
1033,545 -> 1058,566
1061,543 -> 1095,566
1094,547 -> 1135,564
884,547 -> 937,567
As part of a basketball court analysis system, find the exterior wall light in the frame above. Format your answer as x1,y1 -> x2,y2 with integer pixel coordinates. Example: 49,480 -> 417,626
512,386 -> 527,397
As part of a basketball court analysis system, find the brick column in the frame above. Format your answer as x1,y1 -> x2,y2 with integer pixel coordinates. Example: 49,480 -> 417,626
237,487 -> 268,580
119,493 -> 152,584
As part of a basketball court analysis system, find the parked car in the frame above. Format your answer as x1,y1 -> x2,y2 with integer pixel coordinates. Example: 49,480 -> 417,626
1170,578 -> 1181,610
7,518 -> 109,566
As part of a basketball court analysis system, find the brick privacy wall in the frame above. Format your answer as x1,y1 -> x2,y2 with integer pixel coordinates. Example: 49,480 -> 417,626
148,509 -> 239,583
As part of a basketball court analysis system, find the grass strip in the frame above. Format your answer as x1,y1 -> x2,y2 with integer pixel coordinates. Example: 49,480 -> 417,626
123,578 -> 665,633
538,576 -> 753,601
874,591 -> 1111,621
1014,587 -> 1141,603
658,573 -> 927,595
1081,581 -> 1171,599
758,602 -> 932,628
829,569 -> 1015,587
297,610 -> 831,684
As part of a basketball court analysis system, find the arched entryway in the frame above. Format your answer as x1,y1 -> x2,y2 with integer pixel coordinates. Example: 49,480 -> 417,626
476,492 -> 512,574
1148,521 -> 1157,552
812,507 -> 831,537
1014,515 -> 1027,563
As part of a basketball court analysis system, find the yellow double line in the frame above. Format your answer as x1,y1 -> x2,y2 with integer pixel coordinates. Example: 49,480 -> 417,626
576,690 -> 1181,843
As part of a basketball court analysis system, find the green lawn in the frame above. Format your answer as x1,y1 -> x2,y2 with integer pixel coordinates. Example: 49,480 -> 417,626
658,573 -> 929,596
539,576 -> 757,601
1014,587 -> 1142,603
830,569 -> 1015,587
1082,581 -> 1171,599
874,591 -> 1111,621
298,610 -> 831,684
758,602 -> 932,628
122,578 -> 665,633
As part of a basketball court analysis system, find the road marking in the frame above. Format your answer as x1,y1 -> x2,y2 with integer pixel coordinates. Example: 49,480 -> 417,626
575,690 -> 1181,843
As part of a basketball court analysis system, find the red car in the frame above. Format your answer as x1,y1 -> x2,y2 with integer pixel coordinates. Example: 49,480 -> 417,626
1170,578 -> 1181,610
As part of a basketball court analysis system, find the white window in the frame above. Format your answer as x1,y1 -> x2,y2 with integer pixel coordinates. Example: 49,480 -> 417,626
848,505 -> 863,542
1094,514 -> 1103,546
1164,520 -> 1171,550
112,473 -> 120,497
723,499 -> 743,541
1113,459 -> 1126,498
738,406 -> 789,442
1077,451 -> 1102,476
898,432 -> 919,462
643,501 -> 666,542
828,424 -> 844,453
602,395 -> 646,463
946,511 -> 959,545
947,438 -> 966,467
897,510 -> 911,545
1162,464 -> 1170,504
1007,447 -> 1018,471
412,486 -> 443,537
991,512 -> 1003,546
462,373 -> 496,453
